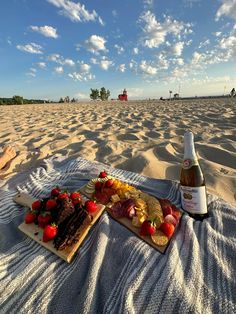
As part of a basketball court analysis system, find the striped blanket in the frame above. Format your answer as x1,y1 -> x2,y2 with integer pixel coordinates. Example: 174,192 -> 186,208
0,156 -> 235,314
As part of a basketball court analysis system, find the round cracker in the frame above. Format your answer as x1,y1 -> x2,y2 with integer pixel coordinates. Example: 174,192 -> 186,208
151,230 -> 169,246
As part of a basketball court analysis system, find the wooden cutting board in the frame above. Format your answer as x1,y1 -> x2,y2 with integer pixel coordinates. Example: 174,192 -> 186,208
14,193 -> 105,263
80,184 -> 182,254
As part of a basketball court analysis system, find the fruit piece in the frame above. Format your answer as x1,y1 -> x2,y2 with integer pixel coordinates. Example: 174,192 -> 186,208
164,214 -> 177,227
51,187 -> 60,197
140,220 -> 156,236
25,211 -> 37,224
171,205 -> 181,221
43,224 -> 58,242
160,222 -> 175,238
151,230 -> 169,246
58,192 -> 69,200
162,205 -> 172,217
38,213 -> 52,228
105,179 -> 113,188
70,192 -> 81,200
46,199 -> 57,211
31,200 -> 42,211
85,200 -> 98,214
99,170 -> 107,178
95,181 -> 102,191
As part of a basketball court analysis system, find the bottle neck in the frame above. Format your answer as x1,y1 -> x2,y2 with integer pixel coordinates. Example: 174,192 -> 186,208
183,132 -> 198,165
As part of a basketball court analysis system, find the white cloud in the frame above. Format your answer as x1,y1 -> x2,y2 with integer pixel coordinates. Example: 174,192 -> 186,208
99,57 -> 113,70
48,54 -> 75,66
219,35 -> 236,56
127,87 -> 144,98
216,0 -> 236,21
78,61 -> 91,72
183,0 -> 201,8
214,31 -> 222,37
47,0 -> 104,25
118,64 -> 126,72
171,42 -> 184,56
75,92 -> 88,99
37,62 -> 47,69
143,0 -> 153,7
139,11 -> 191,48
140,60 -> 158,75
114,44 -> 124,54
16,43 -> 43,54
30,25 -> 58,38
68,71 -> 95,81
133,47 -> 139,54
198,39 -> 210,48
157,53 -> 170,69
54,66 -> 64,74
85,35 -> 107,54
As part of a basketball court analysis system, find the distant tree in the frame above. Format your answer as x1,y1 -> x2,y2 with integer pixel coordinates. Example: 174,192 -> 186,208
90,88 -> 99,100
71,98 -> 76,103
100,87 -> 110,101
59,97 -> 64,103
64,96 -> 70,103
12,95 -> 23,105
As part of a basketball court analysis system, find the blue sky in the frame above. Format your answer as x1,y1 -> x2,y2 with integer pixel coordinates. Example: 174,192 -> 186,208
1,0 -> 236,100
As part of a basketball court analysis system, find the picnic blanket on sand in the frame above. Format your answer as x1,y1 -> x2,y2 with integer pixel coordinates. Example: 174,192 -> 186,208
0,156 -> 235,314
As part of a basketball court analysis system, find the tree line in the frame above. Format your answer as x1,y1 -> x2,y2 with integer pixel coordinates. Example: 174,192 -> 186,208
0,95 -> 47,105
90,87 -> 110,100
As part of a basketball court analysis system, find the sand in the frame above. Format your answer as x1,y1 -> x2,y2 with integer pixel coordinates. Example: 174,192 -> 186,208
0,98 -> 235,205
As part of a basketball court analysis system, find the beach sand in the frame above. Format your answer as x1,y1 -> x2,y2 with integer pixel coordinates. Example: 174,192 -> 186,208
0,99 -> 235,205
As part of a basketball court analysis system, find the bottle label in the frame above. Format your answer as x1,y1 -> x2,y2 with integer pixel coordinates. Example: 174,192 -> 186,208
180,185 -> 208,214
182,158 -> 198,169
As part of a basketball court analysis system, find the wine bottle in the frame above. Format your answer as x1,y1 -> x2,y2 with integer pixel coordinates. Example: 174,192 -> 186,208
180,131 -> 209,220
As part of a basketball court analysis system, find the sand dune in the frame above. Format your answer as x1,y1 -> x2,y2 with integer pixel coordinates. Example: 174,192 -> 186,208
0,98 -> 235,204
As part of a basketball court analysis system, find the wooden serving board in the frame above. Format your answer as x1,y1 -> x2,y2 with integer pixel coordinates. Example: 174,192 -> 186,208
14,193 -> 105,263
80,185 -> 182,254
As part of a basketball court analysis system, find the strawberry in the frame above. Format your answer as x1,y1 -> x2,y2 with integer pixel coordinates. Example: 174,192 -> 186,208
70,192 -> 81,200
140,220 -> 156,236
85,200 -> 98,214
95,181 -> 102,191
51,187 -> 60,197
171,205 -> 181,222
43,224 -> 58,242
160,222 -> 175,238
99,170 -> 107,178
46,199 -> 57,211
58,192 -> 69,200
38,212 -> 52,228
105,179 -> 113,188
31,200 -> 42,211
25,211 -> 37,224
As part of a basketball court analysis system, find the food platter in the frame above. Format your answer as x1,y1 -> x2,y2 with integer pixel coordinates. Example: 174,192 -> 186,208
14,171 -> 182,262
14,192 -> 105,263
80,173 -> 182,254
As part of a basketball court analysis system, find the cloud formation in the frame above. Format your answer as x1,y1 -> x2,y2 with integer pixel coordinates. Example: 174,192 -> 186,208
216,0 -> 236,21
30,25 -> 58,38
85,35 -> 107,54
16,43 -> 43,54
47,0 -> 104,25
139,11 -> 192,48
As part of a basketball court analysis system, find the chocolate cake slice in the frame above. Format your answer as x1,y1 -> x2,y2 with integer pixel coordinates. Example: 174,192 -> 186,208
54,207 -> 92,250
55,197 -> 75,225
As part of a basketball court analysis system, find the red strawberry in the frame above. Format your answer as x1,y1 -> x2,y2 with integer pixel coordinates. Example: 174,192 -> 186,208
31,200 -> 42,211
160,222 -> 175,238
38,213 -> 52,228
85,200 -> 98,214
70,192 -> 81,200
51,187 -> 60,197
58,192 -> 69,200
99,170 -> 107,178
95,181 -> 102,191
46,199 -> 57,211
140,220 -> 156,236
25,211 -> 37,224
105,179 -> 113,188
43,224 -> 58,242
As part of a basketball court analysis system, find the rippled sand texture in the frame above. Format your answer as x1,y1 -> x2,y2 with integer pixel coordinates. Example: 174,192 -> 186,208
0,99 -> 235,204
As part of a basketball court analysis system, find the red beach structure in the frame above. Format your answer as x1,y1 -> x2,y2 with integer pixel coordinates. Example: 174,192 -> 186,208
118,88 -> 128,101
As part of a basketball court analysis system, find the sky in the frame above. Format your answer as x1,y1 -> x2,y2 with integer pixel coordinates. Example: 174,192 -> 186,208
1,0 -> 236,100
